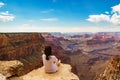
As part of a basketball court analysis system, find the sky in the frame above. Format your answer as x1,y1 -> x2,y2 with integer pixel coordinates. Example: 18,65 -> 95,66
0,0 -> 120,32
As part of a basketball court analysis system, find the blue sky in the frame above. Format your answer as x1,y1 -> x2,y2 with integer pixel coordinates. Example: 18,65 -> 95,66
0,0 -> 120,32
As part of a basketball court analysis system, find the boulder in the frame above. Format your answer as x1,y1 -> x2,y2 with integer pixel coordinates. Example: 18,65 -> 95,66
0,60 -> 24,78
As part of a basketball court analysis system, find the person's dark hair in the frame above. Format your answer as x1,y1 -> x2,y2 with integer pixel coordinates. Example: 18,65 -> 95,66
44,46 -> 52,60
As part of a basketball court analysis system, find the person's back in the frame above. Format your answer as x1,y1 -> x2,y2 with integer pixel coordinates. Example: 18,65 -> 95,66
42,46 -> 60,73
42,54 -> 58,73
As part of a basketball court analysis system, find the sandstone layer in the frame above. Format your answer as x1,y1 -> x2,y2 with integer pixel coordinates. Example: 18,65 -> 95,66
22,63 -> 79,80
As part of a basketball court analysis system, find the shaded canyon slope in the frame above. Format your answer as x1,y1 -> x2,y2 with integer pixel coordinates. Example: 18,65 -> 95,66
0,33 -> 45,74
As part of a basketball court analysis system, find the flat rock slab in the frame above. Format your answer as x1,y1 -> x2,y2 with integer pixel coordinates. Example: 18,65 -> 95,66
22,63 -> 79,80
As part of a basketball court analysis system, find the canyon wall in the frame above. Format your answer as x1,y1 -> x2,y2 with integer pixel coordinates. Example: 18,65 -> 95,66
0,33 -> 45,74
94,55 -> 120,80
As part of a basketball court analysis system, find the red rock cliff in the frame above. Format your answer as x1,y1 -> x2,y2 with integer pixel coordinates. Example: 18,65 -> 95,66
0,33 -> 45,74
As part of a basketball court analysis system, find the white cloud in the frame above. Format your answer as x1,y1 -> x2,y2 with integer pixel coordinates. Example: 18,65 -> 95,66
0,15 -> 15,22
40,18 -> 58,21
41,9 -> 54,13
87,14 -> 110,23
87,3 -> 120,25
110,13 -> 120,25
0,2 -> 15,22
112,4 -> 120,14
0,11 -> 15,22
0,2 -> 4,7
105,11 -> 109,14
0,11 -> 9,15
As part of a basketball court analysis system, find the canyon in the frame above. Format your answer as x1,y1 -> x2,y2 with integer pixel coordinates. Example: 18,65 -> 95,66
0,33 -> 79,80
42,32 -> 120,80
0,32 -> 120,80
0,33 -> 45,77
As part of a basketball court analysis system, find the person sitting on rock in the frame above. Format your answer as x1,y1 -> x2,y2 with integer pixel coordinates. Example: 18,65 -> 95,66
42,46 -> 60,73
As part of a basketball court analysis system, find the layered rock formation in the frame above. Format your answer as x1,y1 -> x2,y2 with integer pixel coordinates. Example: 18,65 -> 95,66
94,55 -> 120,80
0,60 -> 23,78
0,33 -> 79,80
42,33 -> 71,64
86,33 -> 115,45
0,33 -> 45,74
22,63 -> 79,80
0,33 -> 44,60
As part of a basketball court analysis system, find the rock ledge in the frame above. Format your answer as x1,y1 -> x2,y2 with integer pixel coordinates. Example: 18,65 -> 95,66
22,63 -> 79,80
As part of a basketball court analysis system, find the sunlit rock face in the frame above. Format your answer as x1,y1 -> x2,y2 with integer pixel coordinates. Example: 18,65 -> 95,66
0,60 -> 23,78
94,55 -> 120,80
22,63 -> 79,80
0,73 -> 6,80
